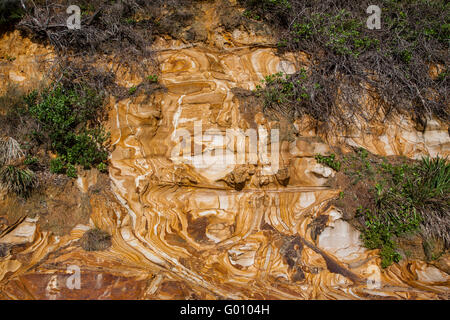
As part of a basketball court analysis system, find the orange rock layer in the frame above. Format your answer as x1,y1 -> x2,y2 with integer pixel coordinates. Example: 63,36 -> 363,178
0,15 -> 449,300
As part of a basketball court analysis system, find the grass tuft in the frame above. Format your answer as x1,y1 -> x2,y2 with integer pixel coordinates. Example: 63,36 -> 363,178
0,165 -> 37,197
0,137 -> 25,166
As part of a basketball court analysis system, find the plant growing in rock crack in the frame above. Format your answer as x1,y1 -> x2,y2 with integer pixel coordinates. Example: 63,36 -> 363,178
146,75 -> 159,83
315,153 -> 341,171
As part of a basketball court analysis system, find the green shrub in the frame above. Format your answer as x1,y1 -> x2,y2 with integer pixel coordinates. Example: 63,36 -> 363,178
66,163 -> 78,178
128,86 -> 137,95
254,70 -> 321,119
26,84 -> 108,177
50,157 -> 67,174
315,153 -> 341,171
354,155 -> 449,267
96,162 -> 108,173
65,129 -> 109,169
23,156 -> 38,166
360,204 -> 421,267
256,72 -> 294,107
23,155 -> 40,171
27,85 -> 103,151
292,10 -> 379,58
379,244 -> 402,268
0,165 -> 36,197
239,0 -> 450,126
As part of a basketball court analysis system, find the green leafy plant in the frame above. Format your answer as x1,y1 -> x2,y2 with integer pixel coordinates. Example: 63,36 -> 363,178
243,10 -> 260,21
146,75 -> 159,83
254,70 -> 320,119
361,206 -> 419,268
324,10 -> 379,57
66,163 -> 78,178
23,156 -> 38,166
315,153 -> 341,171
96,162 -> 108,173
128,86 -> 137,95
27,84 -> 108,178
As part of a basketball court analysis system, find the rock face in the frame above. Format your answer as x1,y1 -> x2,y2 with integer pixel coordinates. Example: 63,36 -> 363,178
0,2 -> 449,300
0,30 -> 54,92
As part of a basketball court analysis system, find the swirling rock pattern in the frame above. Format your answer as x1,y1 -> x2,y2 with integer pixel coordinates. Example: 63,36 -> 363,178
0,15 -> 449,299
105,42 -> 449,299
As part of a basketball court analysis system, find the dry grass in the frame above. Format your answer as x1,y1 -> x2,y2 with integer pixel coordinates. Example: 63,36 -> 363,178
0,137 -> 25,166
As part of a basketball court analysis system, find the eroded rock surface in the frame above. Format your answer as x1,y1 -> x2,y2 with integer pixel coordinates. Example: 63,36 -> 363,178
0,2 -> 449,300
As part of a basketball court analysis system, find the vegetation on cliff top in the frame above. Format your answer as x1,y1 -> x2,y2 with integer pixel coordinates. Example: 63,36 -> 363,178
242,0 -> 449,131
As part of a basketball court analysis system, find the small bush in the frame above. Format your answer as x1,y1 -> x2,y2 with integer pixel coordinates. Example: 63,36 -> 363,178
254,70 -> 324,120
240,0 -> 450,128
128,86 -> 137,95
23,155 -> 42,171
50,157 -> 66,174
27,84 -> 109,177
347,154 -> 450,267
360,205 -> 421,267
23,156 -> 38,166
80,228 -> 112,251
0,165 -> 36,197
315,153 -> 341,171
379,244 -> 402,268
65,129 -> 109,169
66,163 -> 78,178
96,162 -> 107,173
146,75 -> 158,83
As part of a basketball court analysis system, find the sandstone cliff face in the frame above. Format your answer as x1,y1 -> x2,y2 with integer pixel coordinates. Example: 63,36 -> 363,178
0,1 -> 449,300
